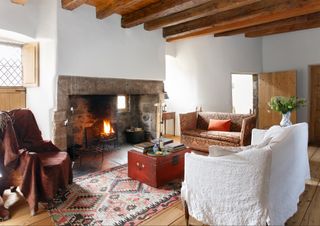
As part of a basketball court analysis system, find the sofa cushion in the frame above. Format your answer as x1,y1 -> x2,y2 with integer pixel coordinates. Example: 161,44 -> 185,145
182,129 -> 208,138
208,119 -> 231,131
209,145 -> 243,157
182,129 -> 241,144
209,137 -> 272,157
205,131 -> 241,144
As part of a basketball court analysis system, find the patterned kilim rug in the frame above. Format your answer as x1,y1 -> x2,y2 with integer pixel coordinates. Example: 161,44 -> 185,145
48,165 -> 181,225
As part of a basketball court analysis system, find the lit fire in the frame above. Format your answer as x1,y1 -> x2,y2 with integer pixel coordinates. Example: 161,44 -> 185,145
102,120 -> 114,136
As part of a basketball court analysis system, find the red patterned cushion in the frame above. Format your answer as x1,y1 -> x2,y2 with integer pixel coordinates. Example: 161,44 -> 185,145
208,119 -> 231,132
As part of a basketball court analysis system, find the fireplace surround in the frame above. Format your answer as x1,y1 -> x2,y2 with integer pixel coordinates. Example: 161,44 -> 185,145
53,76 -> 164,151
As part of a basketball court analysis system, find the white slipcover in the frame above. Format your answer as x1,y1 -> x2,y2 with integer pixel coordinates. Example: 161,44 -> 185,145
181,146 -> 272,225
253,123 -> 310,225
181,123 -> 310,226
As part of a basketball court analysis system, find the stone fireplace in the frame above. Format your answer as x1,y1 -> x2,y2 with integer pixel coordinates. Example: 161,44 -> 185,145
53,76 -> 164,151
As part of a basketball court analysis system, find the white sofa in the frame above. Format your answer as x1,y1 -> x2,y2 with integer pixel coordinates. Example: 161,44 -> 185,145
181,123 -> 310,226
252,123 -> 310,225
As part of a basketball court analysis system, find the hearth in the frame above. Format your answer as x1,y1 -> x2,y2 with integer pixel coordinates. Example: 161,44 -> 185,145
67,94 -> 117,149
53,76 -> 164,151
83,119 -> 117,150
67,94 -> 160,151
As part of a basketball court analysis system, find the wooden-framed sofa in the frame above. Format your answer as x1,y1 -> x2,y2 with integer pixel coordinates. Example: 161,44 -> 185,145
179,112 -> 256,152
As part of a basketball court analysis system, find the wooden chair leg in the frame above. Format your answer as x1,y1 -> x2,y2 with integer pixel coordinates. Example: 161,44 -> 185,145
184,201 -> 190,226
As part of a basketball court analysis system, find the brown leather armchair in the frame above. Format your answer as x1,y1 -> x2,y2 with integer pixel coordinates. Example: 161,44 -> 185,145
0,109 -> 72,217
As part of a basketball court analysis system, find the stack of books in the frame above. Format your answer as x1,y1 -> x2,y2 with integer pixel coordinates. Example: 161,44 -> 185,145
133,142 -> 154,153
151,138 -> 173,145
165,143 -> 186,152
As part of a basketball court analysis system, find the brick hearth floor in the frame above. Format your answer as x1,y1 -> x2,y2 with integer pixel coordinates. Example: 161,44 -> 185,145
0,136 -> 320,225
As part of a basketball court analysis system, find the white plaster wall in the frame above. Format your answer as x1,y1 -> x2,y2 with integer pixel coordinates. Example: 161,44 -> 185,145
0,0 -> 38,38
262,28 -> 320,123
26,0 -> 58,140
165,35 -> 263,135
0,0 -> 57,140
57,4 -> 165,80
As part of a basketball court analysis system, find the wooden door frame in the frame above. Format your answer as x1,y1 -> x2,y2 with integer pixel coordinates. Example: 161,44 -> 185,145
308,64 -> 320,144
230,72 -> 258,115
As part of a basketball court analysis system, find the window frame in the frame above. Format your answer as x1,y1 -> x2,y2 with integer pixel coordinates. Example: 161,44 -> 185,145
117,95 -> 130,113
0,42 -> 24,87
0,41 -> 39,88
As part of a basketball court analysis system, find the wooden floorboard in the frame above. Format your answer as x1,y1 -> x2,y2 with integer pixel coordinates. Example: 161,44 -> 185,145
297,148 -> 320,226
140,202 -> 184,226
308,146 -> 318,159
300,184 -> 320,225
29,217 -> 55,226
286,181 -> 319,225
1,144 -> 320,226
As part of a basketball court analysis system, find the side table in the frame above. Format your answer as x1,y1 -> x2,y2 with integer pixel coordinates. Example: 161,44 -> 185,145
162,112 -> 175,135
128,148 -> 191,187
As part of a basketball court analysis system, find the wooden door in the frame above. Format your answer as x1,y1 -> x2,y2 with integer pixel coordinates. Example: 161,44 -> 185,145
309,65 -> 320,144
0,88 -> 26,111
22,42 -> 39,87
258,70 -> 297,129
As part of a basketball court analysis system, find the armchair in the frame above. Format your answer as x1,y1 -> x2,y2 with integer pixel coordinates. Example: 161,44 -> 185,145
182,147 -> 271,225
182,123 -> 310,225
0,109 -> 72,216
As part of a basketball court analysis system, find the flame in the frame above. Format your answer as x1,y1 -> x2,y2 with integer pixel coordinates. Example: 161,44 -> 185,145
103,120 -> 114,136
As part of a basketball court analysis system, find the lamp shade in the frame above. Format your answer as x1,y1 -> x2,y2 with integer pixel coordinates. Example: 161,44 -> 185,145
164,92 -> 169,100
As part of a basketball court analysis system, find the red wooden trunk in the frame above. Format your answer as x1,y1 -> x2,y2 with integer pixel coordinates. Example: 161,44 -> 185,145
128,149 -> 191,188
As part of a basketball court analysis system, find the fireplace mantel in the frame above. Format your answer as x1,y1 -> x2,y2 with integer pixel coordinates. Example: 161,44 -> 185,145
53,75 -> 164,150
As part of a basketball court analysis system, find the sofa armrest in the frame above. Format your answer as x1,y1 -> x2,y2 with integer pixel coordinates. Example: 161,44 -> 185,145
240,115 -> 257,146
180,112 -> 197,133
251,129 -> 267,145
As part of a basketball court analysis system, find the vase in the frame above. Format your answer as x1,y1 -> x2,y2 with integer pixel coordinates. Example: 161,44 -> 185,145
280,112 -> 292,127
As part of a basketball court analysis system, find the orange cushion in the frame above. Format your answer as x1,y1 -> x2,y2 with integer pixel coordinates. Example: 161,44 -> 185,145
208,119 -> 231,132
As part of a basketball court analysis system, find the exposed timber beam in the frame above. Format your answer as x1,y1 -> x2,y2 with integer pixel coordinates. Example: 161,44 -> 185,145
144,0 -> 260,31
245,13 -> 320,37
214,12 -> 320,37
62,0 -> 87,10
121,0 -> 210,28
164,0 -> 320,42
11,0 -> 28,5
96,0 -> 143,19
164,0 -> 276,39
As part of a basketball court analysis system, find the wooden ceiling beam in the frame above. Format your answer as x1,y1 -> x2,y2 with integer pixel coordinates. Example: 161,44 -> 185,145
163,0 -> 276,39
96,0 -> 144,19
144,0 -> 260,31
214,12 -> 320,37
11,0 -> 28,5
164,0 -> 320,42
61,0 -> 87,10
121,0 -> 210,28
245,13 -> 320,37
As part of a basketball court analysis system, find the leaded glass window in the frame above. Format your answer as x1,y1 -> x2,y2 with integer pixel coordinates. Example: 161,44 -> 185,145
0,43 -> 23,86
